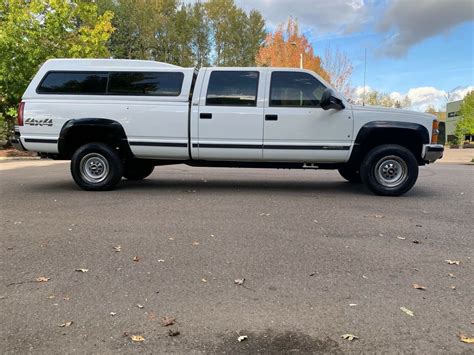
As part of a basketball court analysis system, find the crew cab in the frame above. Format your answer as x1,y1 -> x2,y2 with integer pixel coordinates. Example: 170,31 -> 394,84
12,59 -> 443,196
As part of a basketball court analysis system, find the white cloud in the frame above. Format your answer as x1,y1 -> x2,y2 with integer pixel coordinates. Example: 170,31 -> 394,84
377,0 -> 474,57
239,0 -> 369,34
185,0 -> 371,35
350,85 -> 474,111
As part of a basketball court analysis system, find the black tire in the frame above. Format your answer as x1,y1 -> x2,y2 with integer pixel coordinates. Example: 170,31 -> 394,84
122,159 -> 154,181
338,165 -> 362,183
360,144 -> 419,196
70,142 -> 123,191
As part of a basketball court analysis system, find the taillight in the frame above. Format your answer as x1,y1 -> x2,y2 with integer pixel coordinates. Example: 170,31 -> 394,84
17,101 -> 25,126
431,119 -> 439,144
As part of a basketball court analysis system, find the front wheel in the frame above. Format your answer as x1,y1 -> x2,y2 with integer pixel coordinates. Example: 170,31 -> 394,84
360,144 -> 419,196
70,142 -> 123,191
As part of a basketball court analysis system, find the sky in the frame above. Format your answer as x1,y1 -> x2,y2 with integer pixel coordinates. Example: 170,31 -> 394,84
223,0 -> 474,111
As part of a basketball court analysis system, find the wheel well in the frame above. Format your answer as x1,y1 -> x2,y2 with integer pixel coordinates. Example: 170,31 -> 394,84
350,126 -> 428,166
58,120 -> 132,159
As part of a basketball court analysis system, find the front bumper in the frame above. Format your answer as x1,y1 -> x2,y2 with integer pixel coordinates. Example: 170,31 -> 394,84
422,144 -> 444,162
10,125 -> 26,151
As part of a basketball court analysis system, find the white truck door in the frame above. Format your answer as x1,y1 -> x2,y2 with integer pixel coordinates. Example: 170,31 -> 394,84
263,70 -> 353,162
194,68 -> 265,161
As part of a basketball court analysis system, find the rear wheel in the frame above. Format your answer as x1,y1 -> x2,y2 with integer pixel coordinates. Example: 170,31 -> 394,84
123,159 -> 154,181
360,144 -> 418,196
70,142 -> 123,191
338,165 -> 362,183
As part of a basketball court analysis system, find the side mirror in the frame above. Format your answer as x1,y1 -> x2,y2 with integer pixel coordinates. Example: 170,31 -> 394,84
320,88 -> 345,110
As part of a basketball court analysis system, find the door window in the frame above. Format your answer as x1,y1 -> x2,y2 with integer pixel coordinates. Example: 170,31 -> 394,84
270,71 -> 326,107
206,71 -> 259,106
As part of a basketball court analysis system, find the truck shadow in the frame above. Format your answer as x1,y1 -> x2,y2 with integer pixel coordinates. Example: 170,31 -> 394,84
116,177 -> 430,197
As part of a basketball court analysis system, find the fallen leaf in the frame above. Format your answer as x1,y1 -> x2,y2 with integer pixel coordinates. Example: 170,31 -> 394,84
234,278 -> 245,285
36,276 -> 50,282
341,334 -> 358,341
113,245 -> 122,252
162,316 -> 175,326
412,284 -> 426,290
201,278 -> 207,283
133,256 -> 140,262
130,335 -> 145,342
238,335 -> 248,342
137,304 -> 144,309
75,268 -> 88,273
459,334 -> 474,344
445,260 -> 460,265
110,312 -> 117,316
58,321 -> 73,327
168,329 -> 180,337
400,307 -> 415,317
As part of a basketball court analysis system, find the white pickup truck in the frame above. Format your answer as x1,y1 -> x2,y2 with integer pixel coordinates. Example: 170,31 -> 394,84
12,59 -> 443,196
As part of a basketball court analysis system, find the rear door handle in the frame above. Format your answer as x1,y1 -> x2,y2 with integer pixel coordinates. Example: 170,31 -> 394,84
265,114 -> 278,121
200,113 -> 212,119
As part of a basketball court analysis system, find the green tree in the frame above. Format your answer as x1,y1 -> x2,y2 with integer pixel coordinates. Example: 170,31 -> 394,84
455,91 -> 474,146
0,0 -> 114,144
364,90 -> 411,109
205,0 -> 266,66
98,0 -> 265,67
188,1 -> 211,67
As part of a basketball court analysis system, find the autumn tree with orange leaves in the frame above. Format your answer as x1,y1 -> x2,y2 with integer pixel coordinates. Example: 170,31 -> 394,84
256,18 -> 330,82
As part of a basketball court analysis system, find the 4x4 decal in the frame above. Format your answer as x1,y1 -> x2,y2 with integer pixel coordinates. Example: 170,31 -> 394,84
24,118 -> 53,127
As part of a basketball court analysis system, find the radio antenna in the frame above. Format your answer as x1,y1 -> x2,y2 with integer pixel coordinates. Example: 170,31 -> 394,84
363,48 -> 367,106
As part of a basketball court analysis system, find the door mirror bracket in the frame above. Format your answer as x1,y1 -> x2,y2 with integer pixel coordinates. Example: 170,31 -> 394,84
320,88 -> 345,110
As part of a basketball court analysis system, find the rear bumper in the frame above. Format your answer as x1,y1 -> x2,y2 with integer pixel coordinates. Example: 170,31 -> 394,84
422,144 -> 444,162
10,126 -> 26,151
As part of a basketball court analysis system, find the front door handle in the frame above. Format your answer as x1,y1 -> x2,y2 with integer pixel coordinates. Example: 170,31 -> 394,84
265,114 -> 278,121
200,113 -> 212,119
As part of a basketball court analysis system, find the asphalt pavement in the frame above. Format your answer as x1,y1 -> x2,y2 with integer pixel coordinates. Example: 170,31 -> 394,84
1,161 -> 473,354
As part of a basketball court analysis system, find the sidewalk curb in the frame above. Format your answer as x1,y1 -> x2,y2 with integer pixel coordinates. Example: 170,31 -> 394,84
0,157 -> 41,161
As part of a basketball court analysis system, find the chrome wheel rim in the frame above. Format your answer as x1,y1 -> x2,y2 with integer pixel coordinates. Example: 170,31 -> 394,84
374,155 -> 408,188
80,153 -> 109,184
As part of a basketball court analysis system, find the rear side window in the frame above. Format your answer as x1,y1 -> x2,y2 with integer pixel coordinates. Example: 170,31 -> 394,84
270,71 -> 326,107
108,72 -> 184,96
37,72 -> 108,94
206,71 -> 259,106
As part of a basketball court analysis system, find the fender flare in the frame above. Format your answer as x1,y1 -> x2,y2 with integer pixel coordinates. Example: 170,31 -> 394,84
349,121 -> 430,164
58,118 -> 132,157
